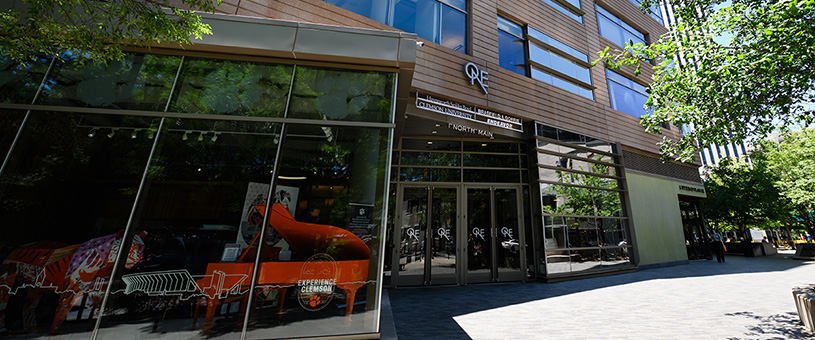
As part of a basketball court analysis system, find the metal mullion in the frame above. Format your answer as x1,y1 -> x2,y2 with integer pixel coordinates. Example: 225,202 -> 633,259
0,103 -> 396,129
93,56 -> 184,339
239,64 -> 297,340
537,163 -> 625,180
534,135 -> 620,158
535,148 -> 622,168
542,213 -> 627,220
538,179 -> 626,193
425,186 -> 433,284
0,56 -> 56,179
489,187 -> 498,281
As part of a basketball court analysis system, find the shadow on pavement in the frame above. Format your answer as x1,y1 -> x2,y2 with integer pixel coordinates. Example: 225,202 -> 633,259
725,311 -> 813,340
388,253 -> 813,340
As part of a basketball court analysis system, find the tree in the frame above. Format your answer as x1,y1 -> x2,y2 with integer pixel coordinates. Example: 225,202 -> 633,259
702,156 -> 790,239
760,129 -> 815,238
596,0 -> 815,162
0,0 -> 221,64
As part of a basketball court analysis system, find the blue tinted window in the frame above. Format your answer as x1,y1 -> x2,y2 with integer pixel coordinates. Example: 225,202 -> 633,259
533,67 -> 594,99
541,0 -> 583,23
596,5 -> 646,48
529,43 -> 591,86
498,29 -> 526,75
606,69 -> 649,118
326,0 -> 467,54
527,27 -> 589,63
629,0 -> 664,24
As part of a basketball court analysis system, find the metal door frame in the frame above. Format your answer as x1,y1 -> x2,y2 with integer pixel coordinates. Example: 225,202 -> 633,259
461,184 -> 526,284
391,183 -> 461,286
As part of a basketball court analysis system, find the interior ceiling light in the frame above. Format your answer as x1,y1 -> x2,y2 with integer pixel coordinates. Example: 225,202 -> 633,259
147,130 -> 155,139
210,132 -> 219,142
482,143 -> 488,147
432,130 -> 437,134
278,176 -> 307,180
131,129 -> 139,139
182,131 -> 190,141
88,128 -> 98,138
198,131 -> 205,141
427,141 -> 433,145
107,128 -> 117,138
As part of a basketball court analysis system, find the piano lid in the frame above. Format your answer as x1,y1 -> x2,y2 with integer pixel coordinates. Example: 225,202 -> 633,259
254,203 -> 371,261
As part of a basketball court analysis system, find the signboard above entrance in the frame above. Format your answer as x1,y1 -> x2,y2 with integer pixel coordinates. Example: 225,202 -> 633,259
415,92 -> 523,133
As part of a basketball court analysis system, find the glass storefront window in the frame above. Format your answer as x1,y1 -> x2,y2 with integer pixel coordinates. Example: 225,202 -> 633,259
39,53 -> 182,110
0,111 -> 156,338
288,66 -> 395,123
0,110 -> 26,157
0,53 -> 51,104
0,51 -> 397,339
245,125 -> 390,338
97,118 -> 282,339
171,57 -> 293,116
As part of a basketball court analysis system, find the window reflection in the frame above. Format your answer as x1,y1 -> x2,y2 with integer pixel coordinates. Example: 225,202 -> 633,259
0,111 -> 155,338
171,57 -> 293,116
325,0 -> 468,54
0,54 -> 50,104
97,119 -> 281,339
246,125 -> 389,338
288,66 -> 395,122
39,53 -> 181,111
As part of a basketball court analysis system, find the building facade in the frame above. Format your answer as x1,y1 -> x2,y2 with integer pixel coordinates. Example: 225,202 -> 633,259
0,0 -> 706,339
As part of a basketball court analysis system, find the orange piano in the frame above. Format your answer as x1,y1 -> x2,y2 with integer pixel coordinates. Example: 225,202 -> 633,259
194,203 -> 371,334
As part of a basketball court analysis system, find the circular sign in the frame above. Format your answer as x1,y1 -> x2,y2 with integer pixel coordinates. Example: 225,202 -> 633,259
297,253 -> 338,311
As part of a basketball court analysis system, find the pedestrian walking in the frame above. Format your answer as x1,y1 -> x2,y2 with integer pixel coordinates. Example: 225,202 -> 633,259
711,230 -> 725,262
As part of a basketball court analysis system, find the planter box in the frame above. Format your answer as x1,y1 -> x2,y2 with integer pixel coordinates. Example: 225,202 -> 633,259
793,285 -> 815,332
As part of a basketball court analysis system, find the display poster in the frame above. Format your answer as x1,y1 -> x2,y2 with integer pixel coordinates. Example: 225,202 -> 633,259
237,183 -> 300,248
347,203 -> 374,243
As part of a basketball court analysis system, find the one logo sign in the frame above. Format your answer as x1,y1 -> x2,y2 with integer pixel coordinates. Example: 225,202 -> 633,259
472,227 -> 486,240
464,62 -> 489,95
406,228 -> 421,241
438,228 -> 451,241
297,253 -> 337,311
501,227 -> 514,239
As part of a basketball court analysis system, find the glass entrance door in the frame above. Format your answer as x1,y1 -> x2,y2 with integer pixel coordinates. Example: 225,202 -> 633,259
394,185 -> 459,286
465,186 -> 524,283
392,185 -> 524,286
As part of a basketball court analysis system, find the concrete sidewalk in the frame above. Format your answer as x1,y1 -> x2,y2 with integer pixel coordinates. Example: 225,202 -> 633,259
384,251 -> 815,339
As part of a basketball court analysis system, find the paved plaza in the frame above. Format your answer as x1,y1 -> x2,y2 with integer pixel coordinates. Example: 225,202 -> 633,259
383,251 -> 815,339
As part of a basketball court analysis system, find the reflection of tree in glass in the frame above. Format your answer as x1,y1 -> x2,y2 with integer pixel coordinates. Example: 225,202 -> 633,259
542,155 -> 621,218
0,52 -> 51,104
171,59 -> 292,116
40,53 -> 181,110
290,66 -> 394,122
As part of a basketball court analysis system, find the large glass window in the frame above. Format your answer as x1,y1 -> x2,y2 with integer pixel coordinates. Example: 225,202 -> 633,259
540,0 -> 583,23
394,139 -> 525,183
596,4 -> 647,48
0,51 -> 396,340
497,16 -> 526,76
325,0 -> 467,53
0,111 -> 156,338
606,69 -> 649,118
498,18 -> 594,99
533,122 -> 631,276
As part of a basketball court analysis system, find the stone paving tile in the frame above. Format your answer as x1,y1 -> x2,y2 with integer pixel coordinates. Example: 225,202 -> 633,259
387,251 -> 815,340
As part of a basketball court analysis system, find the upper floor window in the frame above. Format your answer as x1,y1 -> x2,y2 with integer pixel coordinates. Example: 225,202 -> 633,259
497,16 -> 526,76
540,0 -> 583,23
629,0 -> 664,24
606,69 -> 649,118
498,16 -> 594,100
596,4 -> 646,48
325,0 -> 467,53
